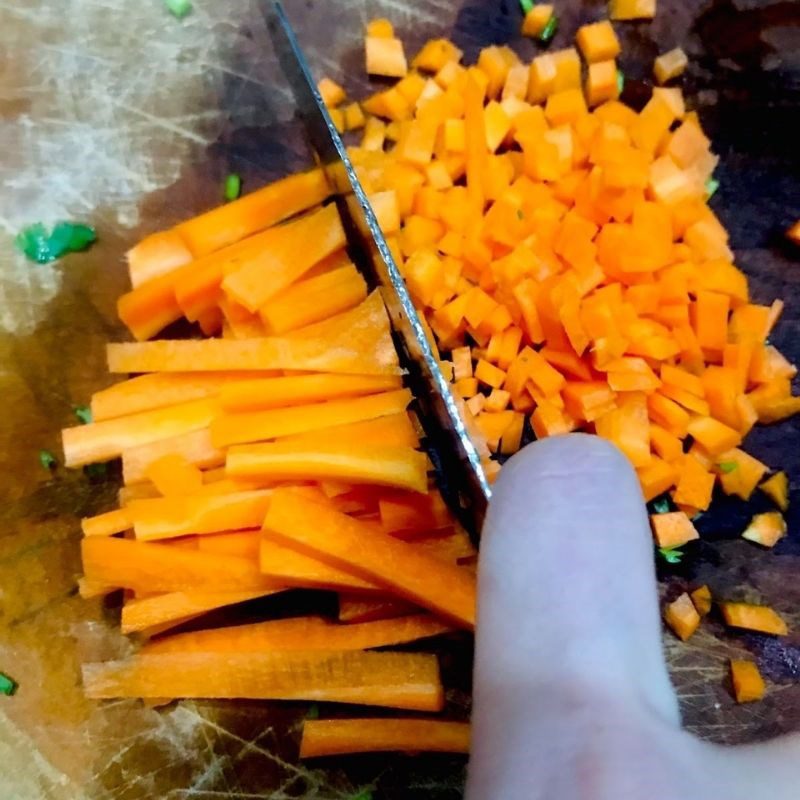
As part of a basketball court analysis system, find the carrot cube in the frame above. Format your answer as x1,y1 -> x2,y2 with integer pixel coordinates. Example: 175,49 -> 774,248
475,359 -> 507,389
366,36 -> 408,78
522,5 -> 555,37
586,60 -> 620,106
610,0 -> 656,20
742,511 -> 787,548
759,471 -> 789,511
576,21 -> 621,62
730,660 -> 766,703
719,602 -> 788,636
654,48 -> 688,84
650,511 -> 699,549
664,593 -> 701,641
691,585 -> 712,617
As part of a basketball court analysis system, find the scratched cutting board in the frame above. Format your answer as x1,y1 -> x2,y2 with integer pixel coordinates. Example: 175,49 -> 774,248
1,0 -> 799,797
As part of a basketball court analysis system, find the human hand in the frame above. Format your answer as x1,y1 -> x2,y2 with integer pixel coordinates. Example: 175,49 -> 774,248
467,433 -> 800,800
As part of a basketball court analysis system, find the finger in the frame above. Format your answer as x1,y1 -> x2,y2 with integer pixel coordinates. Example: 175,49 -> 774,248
468,434 -> 680,798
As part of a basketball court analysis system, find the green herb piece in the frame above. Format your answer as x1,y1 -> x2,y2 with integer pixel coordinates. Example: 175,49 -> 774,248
616,69 -> 625,96
83,463 -> 108,480
165,0 -> 192,18
74,405 -> 92,425
705,177 -> 720,198
652,496 -> 672,514
39,449 -> 57,471
718,461 -> 738,474
658,546 -> 683,564
0,672 -> 18,696
224,173 -> 242,202
347,792 -> 374,800
15,222 -> 96,264
539,14 -> 558,42
519,0 -> 535,13
305,703 -> 320,720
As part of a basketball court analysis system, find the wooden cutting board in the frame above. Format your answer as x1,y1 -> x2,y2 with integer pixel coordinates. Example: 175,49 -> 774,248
1,0 -> 798,797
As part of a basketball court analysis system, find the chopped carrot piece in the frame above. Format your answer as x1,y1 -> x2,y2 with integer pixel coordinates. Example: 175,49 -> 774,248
653,48 -> 688,84
144,453 -> 203,497
586,60 -> 620,107
760,471 -> 789,511
366,18 -> 394,38
686,416 -> 741,457
690,585 -> 712,617
300,718 -> 470,758
522,5 -> 554,38
650,511 -> 699,549
366,36 -> 408,78
610,0 -> 656,21
664,593 -> 701,641
715,447 -> 768,500
730,660 -> 766,703
576,21 -> 621,63
122,429 -> 223,485
742,511 -> 786,548
317,77 -> 346,107
719,602 -> 788,636
83,650 -> 444,711
671,454 -> 714,511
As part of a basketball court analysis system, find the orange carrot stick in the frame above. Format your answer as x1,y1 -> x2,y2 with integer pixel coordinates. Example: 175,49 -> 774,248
144,453 -> 204,496
262,489 -> 477,629
81,508 -> 132,538
219,373 -> 403,413
221,204 -> 347,313
83,651 -> 444,711
211,389 -> 413,448
175,168 -> 331,257
126,230 -> 194,288
226,441 -> 428,492
338,596 -> 418,623
82,536 -> 280,594
300,718 -> 470,757
62,398 -> 218,467
195,530 -> 261,559
142,614 -> 453,655
120,589 -> 274,635
719,602 -> 788,635
281,413 -> 420,448
122,428 -> 224,485
730,659 -> 766,703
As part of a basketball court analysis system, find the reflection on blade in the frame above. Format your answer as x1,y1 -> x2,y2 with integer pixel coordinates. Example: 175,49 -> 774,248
261,0 -> 490,535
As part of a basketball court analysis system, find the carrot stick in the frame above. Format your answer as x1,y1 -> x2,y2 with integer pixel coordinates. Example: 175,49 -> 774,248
122,428 -> 224,485
175,168 -> 331,257
82,650 -> 445,711
118,483 -> 161,505
91,372 -> 271,421
78,578 -> 118,599
120,589 -> 274,635
82,536 -> 280,594
127,490 -> 272,541
144,453 -> 204,496
127,230 -> 194,288
211,389 -> 413,448
81,508 -> 132,538
108,293 -> 401,377
142,614 -> 453,655
226,441 -> 428,492
719,601 -> 788,635
281,413 -> 420,448
219,373 -> 403,413
300,718 -> 470,757
62,398 -> 218,468
262,488 -> 477,629
221,204 -> 347,313
338,596 -> 418,623
195,530 -> 261,558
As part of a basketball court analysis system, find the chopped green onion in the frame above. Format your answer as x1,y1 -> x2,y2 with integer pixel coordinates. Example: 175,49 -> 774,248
519,0 -> 535,13
15,222 -> 96,264
74,405 -> 92,425
718,461 -> 738,474
305,703 -> 320,720
658,547 -> 683,564
224,174 -> 242,202
39,449 -> 57,471
164,0 -> 192,18
348,792 -> 373,800
0,672 -> 18,696
539,14 -> 558,42
616,69 -> 625,96
652,496 -> 672,514
705,177 -> 720,198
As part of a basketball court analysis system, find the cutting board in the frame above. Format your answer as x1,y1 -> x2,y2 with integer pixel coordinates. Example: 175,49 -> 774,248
1,0 -> 799,797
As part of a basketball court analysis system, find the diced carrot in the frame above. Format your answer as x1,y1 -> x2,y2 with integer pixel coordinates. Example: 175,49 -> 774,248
595,392 -> 650,467
522,5 -> 554,38
690,585 -> 712,617
671,454 -> 714,510
83,650 -> 444,711
317,77 -> 346,107
653,48 -> 688,84
719,602 -> 788,636
742,511 -> 786,548
143,614 -> 453,655
300,718 -> 470,758
144,453 -> 203,496
760,471 -> 789,511
263,488 -> 476,629
715,447 -> 768,500
730,659 -> 766,703
650,423 -> 683,462
576,21 -> 621,63
650,511 -> 699,549
413,39 -> 463,73
664,593 -> 701,641
586,60 -> 620,107
366,36 -> 408,78
686,416 -> 741,456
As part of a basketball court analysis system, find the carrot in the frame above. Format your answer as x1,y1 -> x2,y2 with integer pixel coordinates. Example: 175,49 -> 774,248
338,596 -> 418,623
211,389 -> 412,448
653,48 -> 688,84
174,168 -> 330,257
300,718 -> 470,758
120,589 -> 275,635
379,491 -> 453,535
226,441 -> 428,493
126,230 -> 193,288
107,293 -> 401,377
142,614 -> 453,655
83,650 -> 444,711
62,398 -> 218,468
218,373 -> 402,413
280,413 -> 420,449
262,488 -> 476,629
81,508 -> 132,538
760,471 -> 789,511
690,585 -> 712,617
122,428 -> 223,485
127,490 -> 272,541
730,660 -> 766,703
664,593 -> 701,641
741,511 -> 786,548
719,602 -> 788,636
366,35 -> 409,79
650,511 -> 699,549
144,453 -> 203,496
715,448 -> 768,500
81,536 -> 280,594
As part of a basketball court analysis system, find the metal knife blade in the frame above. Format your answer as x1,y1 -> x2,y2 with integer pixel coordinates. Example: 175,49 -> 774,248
261,0 -> 491,535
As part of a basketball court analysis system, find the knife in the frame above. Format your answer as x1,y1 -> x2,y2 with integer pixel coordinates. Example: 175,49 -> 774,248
261,0 -> 491,536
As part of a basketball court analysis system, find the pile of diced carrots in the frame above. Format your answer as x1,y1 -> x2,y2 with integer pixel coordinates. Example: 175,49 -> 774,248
61,1 -> 799,754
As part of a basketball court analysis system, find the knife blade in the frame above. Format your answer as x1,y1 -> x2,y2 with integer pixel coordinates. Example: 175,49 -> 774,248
261,0 -> 491,535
